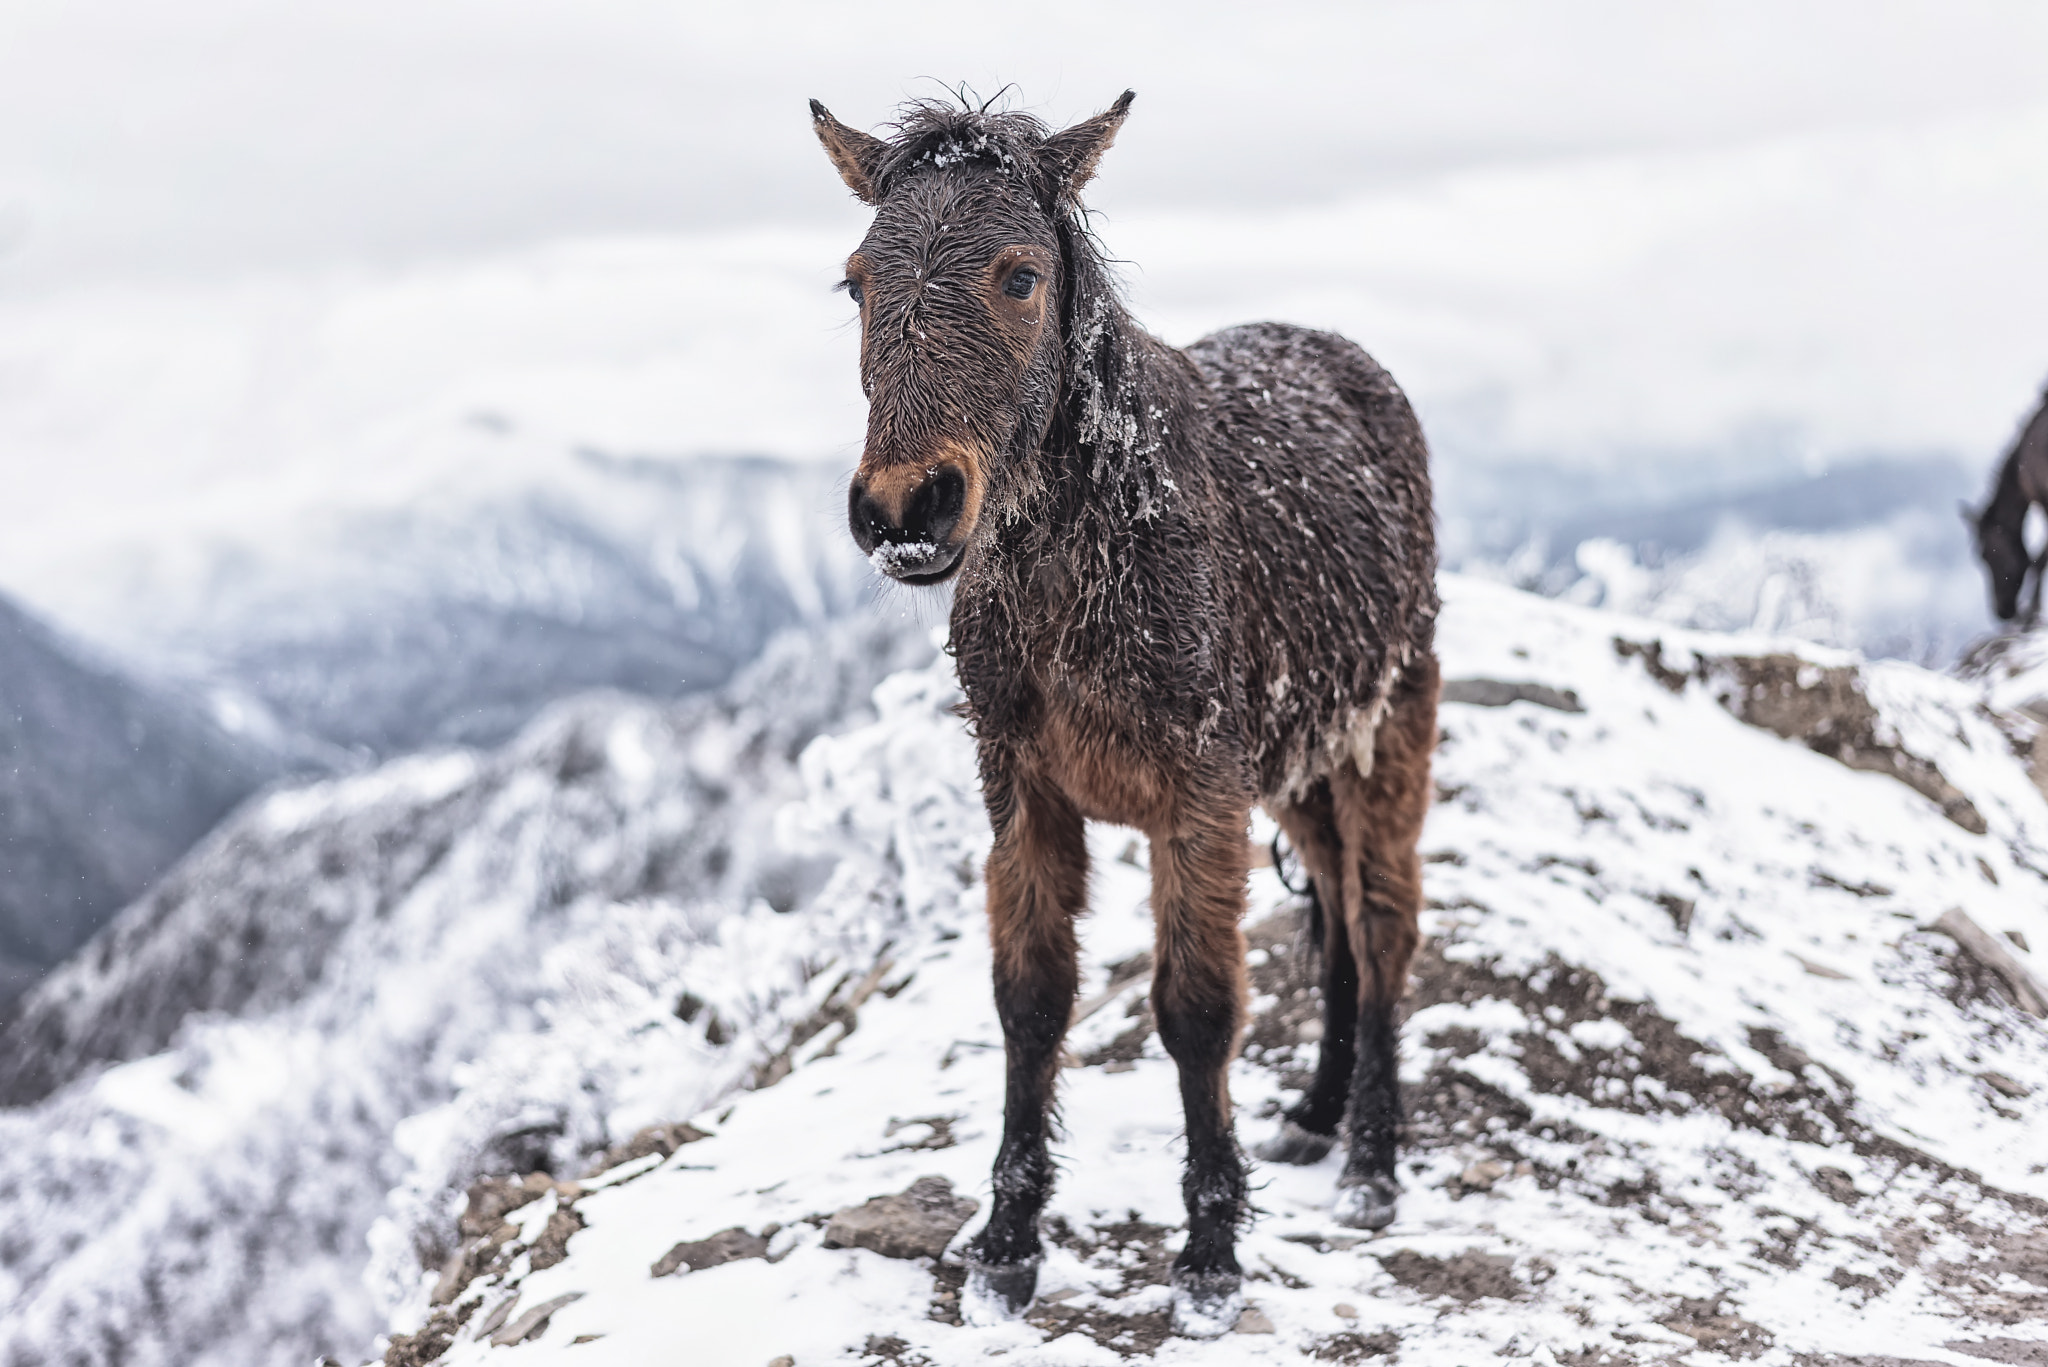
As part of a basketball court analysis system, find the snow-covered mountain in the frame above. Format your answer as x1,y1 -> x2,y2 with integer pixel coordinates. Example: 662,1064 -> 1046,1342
0,592 -> 282,1009
0,613 -> 935,1366
4,578 -> 2046,1367
55,449 -> 875,758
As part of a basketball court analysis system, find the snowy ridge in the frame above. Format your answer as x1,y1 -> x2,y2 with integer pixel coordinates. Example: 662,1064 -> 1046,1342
0,617 -> 935,1367
365,576 -> 2048,1367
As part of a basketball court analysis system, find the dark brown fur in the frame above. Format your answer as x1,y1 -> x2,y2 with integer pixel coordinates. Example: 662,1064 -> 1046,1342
1970,385 -> 2048,623
811,91 -> 1439,1333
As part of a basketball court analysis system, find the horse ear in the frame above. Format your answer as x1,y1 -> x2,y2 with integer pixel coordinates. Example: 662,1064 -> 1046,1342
1960,498 -> 1980,525
811,100 -> 888,205
1039,90 -> 1135,204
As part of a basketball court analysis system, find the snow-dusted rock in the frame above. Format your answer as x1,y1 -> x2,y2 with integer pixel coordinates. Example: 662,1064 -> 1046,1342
824,1177 -> 979,1261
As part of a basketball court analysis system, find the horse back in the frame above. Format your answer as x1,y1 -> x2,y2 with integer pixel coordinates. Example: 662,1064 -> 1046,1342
1182,322 -> 1439,801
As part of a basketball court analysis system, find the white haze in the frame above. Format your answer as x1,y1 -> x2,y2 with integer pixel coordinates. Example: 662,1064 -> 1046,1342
0,1 -> 2044,655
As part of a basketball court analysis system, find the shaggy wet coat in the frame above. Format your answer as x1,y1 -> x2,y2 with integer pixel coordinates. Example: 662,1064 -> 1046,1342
813,91 -> 1439,1332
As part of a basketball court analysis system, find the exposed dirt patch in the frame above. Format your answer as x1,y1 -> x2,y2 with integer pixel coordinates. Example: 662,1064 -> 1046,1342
1079,1011 -> 1152,1068
861,1333 -> 936,1366
1376,1248 -> 1522,1302
1310,1329 -> 1401,1362
1945,1340 -> 2048,1366
926,1259 -> 967,1326
1659,1295 -> 1773,1358
1023,1215 -> 1179,1354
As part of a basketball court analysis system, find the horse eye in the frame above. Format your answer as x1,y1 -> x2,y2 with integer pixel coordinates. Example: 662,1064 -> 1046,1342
843,280 -> 865,307
1003,268 -> 1039,300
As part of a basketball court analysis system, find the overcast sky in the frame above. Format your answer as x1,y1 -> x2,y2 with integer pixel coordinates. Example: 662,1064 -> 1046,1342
4,0 -> 2047,290
3,0 -> 2047,634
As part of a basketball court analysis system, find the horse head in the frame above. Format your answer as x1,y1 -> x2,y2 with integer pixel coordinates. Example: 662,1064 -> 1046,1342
810,92 -> 1133,585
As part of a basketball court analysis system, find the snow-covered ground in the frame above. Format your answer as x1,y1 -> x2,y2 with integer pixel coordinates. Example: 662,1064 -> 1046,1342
330,575 -> 2048,1367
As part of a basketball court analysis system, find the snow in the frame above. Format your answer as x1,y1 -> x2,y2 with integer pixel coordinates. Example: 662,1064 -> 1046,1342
869,541 -> 941,575
363,575 -> 2048,1366
0,617 -> 935,1367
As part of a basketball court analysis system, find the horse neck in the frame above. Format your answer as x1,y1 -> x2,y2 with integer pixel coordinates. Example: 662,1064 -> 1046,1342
1986,439 -> 2032,533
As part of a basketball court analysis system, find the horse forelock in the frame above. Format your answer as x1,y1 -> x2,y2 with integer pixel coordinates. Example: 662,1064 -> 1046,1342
874,101 -> 1059,208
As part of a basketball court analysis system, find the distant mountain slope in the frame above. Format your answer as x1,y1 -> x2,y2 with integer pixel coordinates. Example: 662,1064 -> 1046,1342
0,593 -> 280,1008
0,614 -> 933,1367
78,451 -> 877,758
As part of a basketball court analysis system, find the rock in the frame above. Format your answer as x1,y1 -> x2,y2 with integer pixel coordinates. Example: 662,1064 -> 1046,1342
651,1227 -> 771,1277
472,1294 -> 519,1341
1982,1071 -> 2031,1099
458,1171 -> 580,1239
1459,1159 -> 1510,1191
769,1357 -> 795,1367
1234,1305 -> 1277,1334
529,1204 -> 585,1271
1935,907 -> 2048,1017
823,1175 -> 979,1260
586,1121 -> 710,1177
1334,1302 -> 1359,1320
489,1292 -> 583,1347
1442,678 -> 1585,713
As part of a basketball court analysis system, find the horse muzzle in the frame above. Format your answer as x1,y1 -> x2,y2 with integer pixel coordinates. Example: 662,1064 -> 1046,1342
848,459 -> 974,584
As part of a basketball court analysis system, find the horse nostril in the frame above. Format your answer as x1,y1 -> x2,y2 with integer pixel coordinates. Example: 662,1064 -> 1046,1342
847,480 -> 893,552
901,466 -> 966,545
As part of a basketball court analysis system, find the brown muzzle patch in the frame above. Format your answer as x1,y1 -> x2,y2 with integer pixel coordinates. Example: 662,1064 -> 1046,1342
848,445 -> 987,583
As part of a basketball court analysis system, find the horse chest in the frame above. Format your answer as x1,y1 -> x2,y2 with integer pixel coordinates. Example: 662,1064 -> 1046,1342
1029,694 -> 1177,830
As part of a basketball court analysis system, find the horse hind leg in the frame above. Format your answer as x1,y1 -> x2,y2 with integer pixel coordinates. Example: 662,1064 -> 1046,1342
1329,655 -> 1438,1230
1255,777 -> 1359,1167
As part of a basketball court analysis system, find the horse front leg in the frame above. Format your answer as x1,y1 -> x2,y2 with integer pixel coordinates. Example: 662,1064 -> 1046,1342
963,767 -> 1087,1320
1148,799 -> 1252,1338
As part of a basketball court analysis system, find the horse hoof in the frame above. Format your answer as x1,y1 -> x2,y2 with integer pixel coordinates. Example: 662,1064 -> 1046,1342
1170,1268 -> 1245,1339
1253,1119 -> 1336,1166
1334,1174 -> 1399,1230
962,1256 -> 1040,1324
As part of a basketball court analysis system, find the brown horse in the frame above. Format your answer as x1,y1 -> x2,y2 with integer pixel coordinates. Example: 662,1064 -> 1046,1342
1970,386 -> 2048,624
812,91 -> 1439,1337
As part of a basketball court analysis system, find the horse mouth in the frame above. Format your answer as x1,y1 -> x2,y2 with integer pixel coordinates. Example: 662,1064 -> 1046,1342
870,538 -> 965,585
